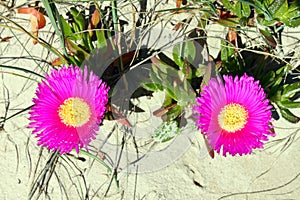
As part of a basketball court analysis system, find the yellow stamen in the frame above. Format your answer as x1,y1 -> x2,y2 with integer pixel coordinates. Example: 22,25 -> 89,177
58,97 -> 91,127
218,103 -> 248,132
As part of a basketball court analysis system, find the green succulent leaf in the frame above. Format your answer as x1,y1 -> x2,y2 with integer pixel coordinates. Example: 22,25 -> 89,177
259,28 -> 277,47
222,0 -> 234,11
195,64 -> 207,77
166,105 -> 182,121
261,70 -> 275,88
83,32 -> 94,51
60,16 -> 80,40
142,83 -> 162,92
218,18 -> 240,27
241,2 -> 251,17
221,40 -> 235,62
95,30 -> 107,50
163,94 -> 173,107
233,2 -> 251,18
281,3 -> 300,27
279,107 -> 300,123
280,100 -> 300,109
166,87 -> 178,101
282,82 -> 300,99
221,0 -> 251,18
273,76 -> 283,87
65,38 -> 90,61
153,121 -> 180,143
69,7 -> 86,31
254,0 -> 300,27
173,40 -> 196,70
269,0 -> 288,18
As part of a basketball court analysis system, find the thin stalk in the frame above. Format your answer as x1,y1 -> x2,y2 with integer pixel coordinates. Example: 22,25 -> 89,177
111,0 -> 128,90
0,15 -> 67,63
79,149 -> 119,190
42,0 -> 68,57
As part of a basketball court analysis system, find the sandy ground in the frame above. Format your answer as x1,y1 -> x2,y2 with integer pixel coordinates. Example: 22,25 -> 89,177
0,1 -> 300,199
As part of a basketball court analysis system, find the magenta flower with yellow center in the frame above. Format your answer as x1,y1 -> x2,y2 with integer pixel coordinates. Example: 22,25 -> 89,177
29,65 -> 109,154
193,74 -> 274,156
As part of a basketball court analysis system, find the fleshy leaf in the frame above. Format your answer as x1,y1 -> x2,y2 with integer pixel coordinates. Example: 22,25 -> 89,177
279,107 -> 300,123
282,82 -> 300,99
280,100 -> 300,109
153,121 -> 180,143
69,7 -> 85,31
173,40 -> 196,69
221,40 -> 235,61
91,9 -> 101,27
51,57 -> 65,66
259,28 -> 277,47
270,0 -> 288,18
18,7 -> 46,29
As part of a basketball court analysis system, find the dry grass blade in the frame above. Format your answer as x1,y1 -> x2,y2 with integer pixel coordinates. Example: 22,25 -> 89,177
0,81 -> 10,131
218,173 -> 300,200
29,151 -> 60,199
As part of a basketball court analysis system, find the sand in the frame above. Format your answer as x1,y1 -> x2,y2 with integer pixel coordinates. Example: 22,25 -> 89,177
0,1 -> 299,199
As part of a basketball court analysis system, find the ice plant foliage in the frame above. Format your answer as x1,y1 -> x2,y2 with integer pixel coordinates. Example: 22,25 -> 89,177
153,121 -> 180,143
193,74 -> 274,156
29,65 -> 109,154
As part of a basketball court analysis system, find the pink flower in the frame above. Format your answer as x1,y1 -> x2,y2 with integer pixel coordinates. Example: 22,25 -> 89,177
29,65 -> 109,154
193,74 -> 274,156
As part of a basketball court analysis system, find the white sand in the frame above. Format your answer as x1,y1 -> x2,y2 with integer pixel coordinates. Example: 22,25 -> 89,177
0,1 -> 299,199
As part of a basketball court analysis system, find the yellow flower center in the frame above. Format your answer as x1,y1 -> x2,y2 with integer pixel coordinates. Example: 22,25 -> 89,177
218,103 -> 248,132
58,97 -> 91,127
